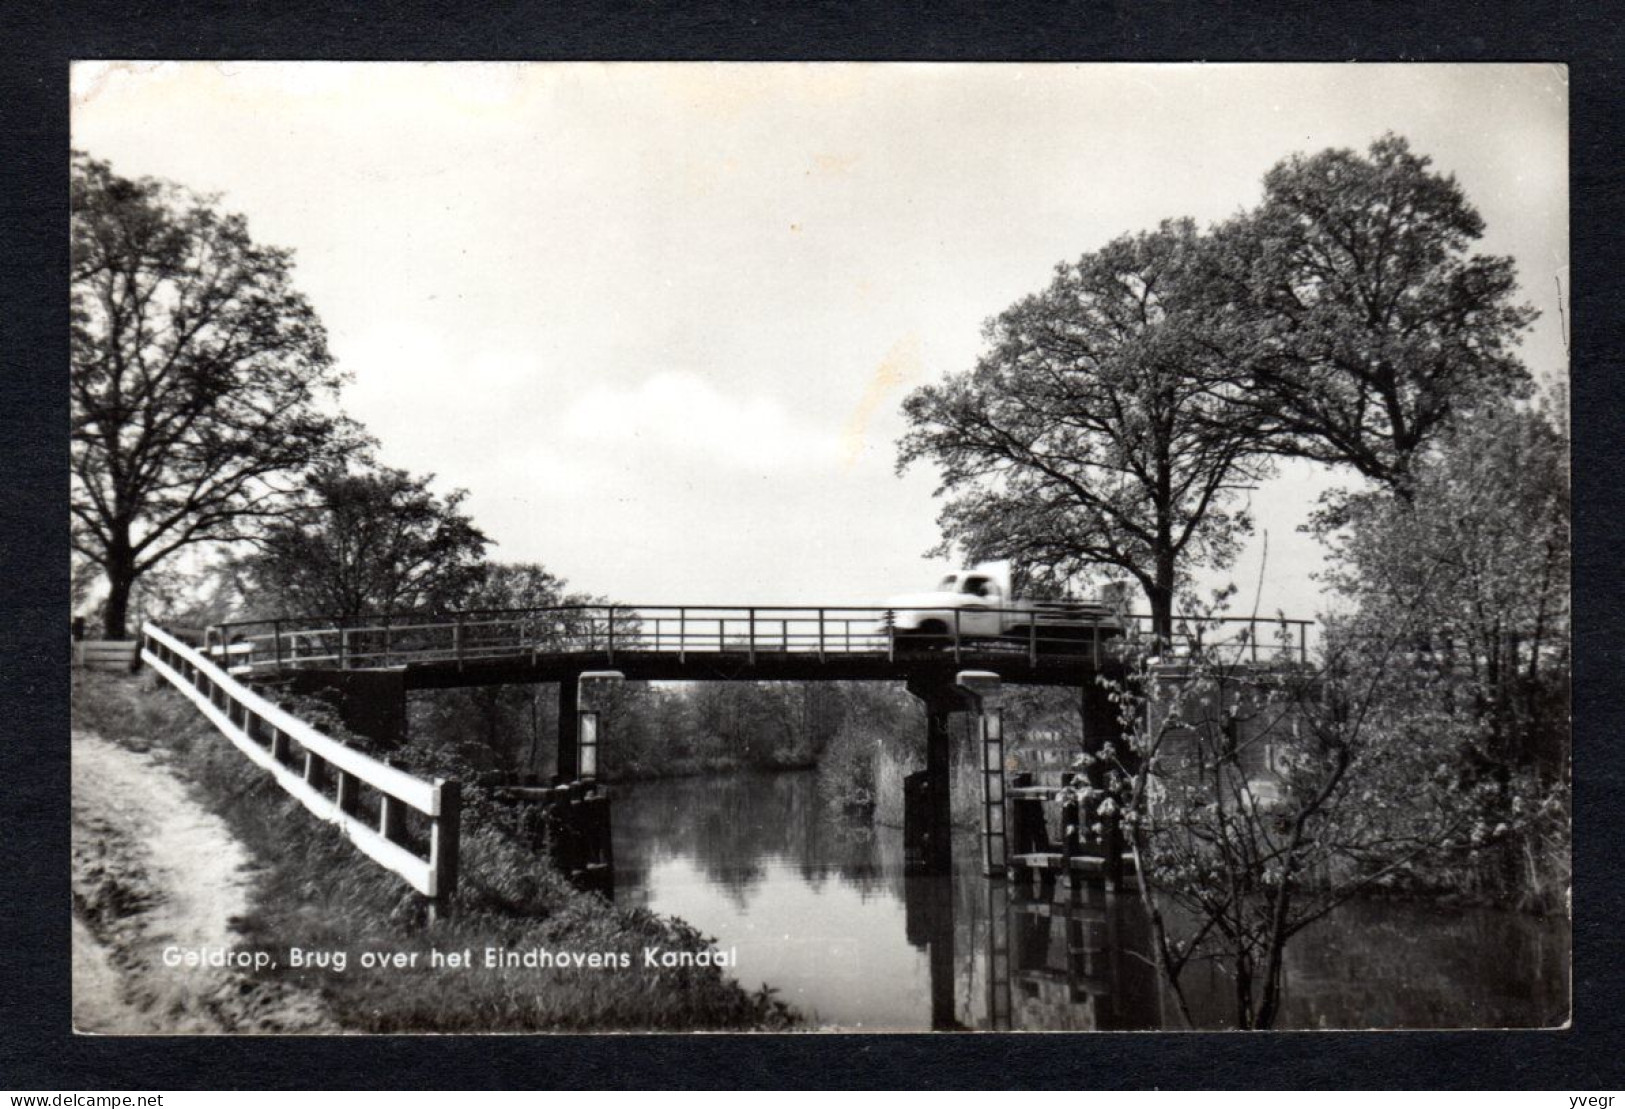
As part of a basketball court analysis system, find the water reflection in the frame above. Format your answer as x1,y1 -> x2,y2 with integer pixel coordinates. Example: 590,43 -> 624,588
612,771 -> 1568,1031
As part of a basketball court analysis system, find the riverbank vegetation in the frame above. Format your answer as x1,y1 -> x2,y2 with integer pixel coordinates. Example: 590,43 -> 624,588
72,672 -> 796,1032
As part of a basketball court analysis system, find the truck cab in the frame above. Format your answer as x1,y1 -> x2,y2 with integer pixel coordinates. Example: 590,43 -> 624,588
882,563 -> 1013,640
881,562 -> 1124,648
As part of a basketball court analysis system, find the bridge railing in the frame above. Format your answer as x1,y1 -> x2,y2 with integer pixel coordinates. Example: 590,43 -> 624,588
205,605 -> 1312,674
140,622 -> 462,909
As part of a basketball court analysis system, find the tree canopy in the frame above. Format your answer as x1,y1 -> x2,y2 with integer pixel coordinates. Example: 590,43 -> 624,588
1204,134 -> 1537,496
897,220 -> 1269,635
71,152 -> 355,637
242,463 -> 491,618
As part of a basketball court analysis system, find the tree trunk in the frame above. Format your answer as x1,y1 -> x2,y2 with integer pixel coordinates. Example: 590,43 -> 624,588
1234,953 -> 1255,1030
103,554 -> 135,640
1145,552 -> 1177,642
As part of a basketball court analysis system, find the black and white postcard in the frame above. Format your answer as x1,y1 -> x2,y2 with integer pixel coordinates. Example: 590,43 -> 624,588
67,62 -> 1570,1035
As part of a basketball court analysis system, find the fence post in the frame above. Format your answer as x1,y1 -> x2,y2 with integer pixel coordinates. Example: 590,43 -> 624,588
380,795 -> 405,843
1250,618 -> 1258,665
606,605 -> 616,665
818,609 -> 826,662
379,758 -> 407,842
429,780 -> 462,919
454,614 -> 464,669
748,609 -> 756,665
678,608 -> 687,663
336,769 -> 361,817
274,619 -> 284,670
304,751 -> 330,792
270,726 -> 290,765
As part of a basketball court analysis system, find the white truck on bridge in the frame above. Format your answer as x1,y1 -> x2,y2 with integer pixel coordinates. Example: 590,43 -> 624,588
881,562 -> 1124,647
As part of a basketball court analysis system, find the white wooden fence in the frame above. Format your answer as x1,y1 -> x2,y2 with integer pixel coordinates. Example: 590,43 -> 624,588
139,622 -> 461,908
72,639 -> 139,672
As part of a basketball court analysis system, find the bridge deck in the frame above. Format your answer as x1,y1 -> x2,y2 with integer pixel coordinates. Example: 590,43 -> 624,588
206,603 -> 1312,688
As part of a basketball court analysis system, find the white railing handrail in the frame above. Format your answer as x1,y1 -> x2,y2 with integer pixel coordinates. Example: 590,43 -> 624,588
139,622 -> 459,903
150,623 -> 439,813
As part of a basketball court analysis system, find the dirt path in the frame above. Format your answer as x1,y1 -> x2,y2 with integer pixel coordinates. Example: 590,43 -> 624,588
72,729 -> 335,1034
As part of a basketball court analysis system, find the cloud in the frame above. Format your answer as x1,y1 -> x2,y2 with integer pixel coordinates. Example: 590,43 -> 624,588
562,371 -> 842,472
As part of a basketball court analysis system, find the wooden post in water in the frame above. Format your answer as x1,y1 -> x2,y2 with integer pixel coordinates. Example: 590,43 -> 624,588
984,878 -> 1013,1031
573,671 -> 624,892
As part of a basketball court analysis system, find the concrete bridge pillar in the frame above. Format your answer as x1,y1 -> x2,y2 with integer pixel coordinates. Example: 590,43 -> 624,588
556,675 -> 579,779
575,671 -> 624,781
558,671 -> 623,781
905,679 -> 959,876
956,670 -> 1006,878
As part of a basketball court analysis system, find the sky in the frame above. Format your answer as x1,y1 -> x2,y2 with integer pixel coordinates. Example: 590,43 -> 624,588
70,62 -> 1569,619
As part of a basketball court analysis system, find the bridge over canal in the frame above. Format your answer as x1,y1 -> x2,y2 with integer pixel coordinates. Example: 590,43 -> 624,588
197,603 -> 1308,873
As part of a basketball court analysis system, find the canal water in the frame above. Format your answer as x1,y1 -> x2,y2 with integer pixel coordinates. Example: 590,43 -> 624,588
612,771 -> 1569,1032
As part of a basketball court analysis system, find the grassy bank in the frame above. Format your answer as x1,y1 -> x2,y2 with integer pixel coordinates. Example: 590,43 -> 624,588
72,673 -> 797,1032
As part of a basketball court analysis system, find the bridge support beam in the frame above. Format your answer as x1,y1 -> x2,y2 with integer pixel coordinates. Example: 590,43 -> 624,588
956,670 -> 1007,879
288,667 -> 408,750
905,679 -> 959,876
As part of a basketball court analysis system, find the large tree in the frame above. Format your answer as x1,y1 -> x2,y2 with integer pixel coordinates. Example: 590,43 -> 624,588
71,152 -> 354,638
1204,135 -> 1537,496
243,463 -> 490,618
898,220 -> 1269,637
